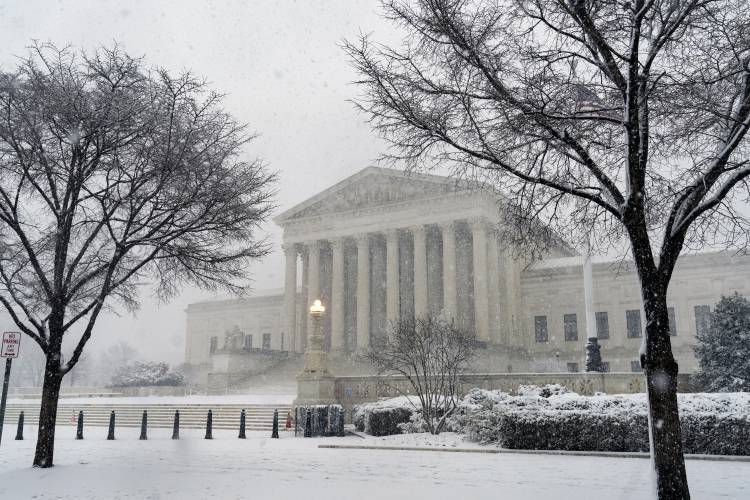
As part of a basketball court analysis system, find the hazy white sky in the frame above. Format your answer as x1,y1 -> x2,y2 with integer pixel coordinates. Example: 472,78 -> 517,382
0,0 -> 399,363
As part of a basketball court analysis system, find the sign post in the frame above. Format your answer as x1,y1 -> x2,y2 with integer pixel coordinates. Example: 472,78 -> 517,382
0,332 -> 21,446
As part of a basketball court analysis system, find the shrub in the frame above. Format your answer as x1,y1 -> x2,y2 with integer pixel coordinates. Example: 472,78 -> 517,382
109,361 -> 185,387
295,405 -> 344,437
353,397 -> 416,436
457,388 -> 750,455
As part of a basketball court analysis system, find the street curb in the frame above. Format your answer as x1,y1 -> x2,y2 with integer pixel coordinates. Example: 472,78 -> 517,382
317,444 -> 750,462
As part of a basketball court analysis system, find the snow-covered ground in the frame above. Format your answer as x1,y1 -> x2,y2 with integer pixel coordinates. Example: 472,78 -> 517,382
0,426 -> 747,499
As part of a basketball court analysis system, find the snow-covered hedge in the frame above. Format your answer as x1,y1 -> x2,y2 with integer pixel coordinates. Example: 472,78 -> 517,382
455,387 -> 750,455
353,397 -> 417,436
357,386 -> 750,455
110,361 -> 185,387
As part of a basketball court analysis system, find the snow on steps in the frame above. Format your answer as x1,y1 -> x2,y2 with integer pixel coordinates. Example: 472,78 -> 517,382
2,403 -> 292,431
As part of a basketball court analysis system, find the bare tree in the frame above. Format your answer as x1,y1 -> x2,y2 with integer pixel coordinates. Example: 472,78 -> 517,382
346,1 -> 750,496
367,317 -> 476,434
0,43 -> 275,467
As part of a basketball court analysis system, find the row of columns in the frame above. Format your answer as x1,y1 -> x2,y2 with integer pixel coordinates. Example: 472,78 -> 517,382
283,218 -> 499,354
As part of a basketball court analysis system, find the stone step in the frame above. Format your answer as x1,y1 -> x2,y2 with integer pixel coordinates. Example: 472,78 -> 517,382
2,403 -> 293,430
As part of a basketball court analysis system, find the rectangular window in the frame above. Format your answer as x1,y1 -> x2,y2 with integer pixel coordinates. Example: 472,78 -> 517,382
626,309 -> 642,338
262,333 -> 272,350
564,314 -> 578,341
243,334 -> 253,350
601,361 -> 610,373
694,305 -> 710,336
566,362 -> 579,373
631,360 -> 641,372
668,307 -> 677,337
595,312 -> 609,339
534,316 -> 548,343
209,336 -> 218,354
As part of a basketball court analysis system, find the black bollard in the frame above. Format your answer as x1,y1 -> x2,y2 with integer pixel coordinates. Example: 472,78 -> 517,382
172,410 -> 180,440
337,408 -> 345,437
139,410 -> 148,440
205,409 -> 213,439
238,409 -> 246,439
107,411 -> 116,440
304,408 -> 312,438
76,411 -> 84,440
15,411 -> 23,440
271,409 -> 279,439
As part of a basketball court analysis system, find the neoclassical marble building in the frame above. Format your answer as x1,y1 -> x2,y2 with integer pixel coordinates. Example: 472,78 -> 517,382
184,167 -> 750,380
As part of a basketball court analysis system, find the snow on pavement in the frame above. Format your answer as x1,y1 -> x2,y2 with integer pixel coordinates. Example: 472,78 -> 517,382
0,426 -> 747,499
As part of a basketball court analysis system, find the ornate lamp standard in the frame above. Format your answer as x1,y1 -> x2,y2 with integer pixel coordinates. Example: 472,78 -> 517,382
302,299 -> 330,375
295,298 -> 336,405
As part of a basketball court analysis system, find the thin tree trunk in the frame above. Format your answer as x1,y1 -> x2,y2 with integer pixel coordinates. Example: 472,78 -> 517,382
33,358 -> 63,468
641,285 -> 690,499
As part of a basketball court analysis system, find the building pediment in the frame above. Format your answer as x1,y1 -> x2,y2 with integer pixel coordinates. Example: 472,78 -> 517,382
274,167 -> 479,224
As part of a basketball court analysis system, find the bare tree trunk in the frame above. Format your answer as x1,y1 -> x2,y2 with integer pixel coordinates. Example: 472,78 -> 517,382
641,282 -> 690,499
33,357 -> 62,468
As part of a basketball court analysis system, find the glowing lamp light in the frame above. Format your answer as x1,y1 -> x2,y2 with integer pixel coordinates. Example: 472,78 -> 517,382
309,299 -> 325,317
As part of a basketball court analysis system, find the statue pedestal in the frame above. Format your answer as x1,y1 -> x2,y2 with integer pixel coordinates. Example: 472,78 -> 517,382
295,373 -> 336,406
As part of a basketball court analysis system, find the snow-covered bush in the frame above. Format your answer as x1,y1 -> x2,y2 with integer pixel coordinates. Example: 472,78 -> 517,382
109,361 -> 185,387
353,397 -> 417,436
456,388 -> 750,455
517,384 -> 571,398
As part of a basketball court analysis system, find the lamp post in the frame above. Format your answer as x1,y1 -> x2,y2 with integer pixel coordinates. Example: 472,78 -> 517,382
295,298 -> 336,406
302,299 -> 329,375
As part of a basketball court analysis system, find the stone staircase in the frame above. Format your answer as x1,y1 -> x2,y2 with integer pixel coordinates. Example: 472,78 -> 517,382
2,403 -> 292,431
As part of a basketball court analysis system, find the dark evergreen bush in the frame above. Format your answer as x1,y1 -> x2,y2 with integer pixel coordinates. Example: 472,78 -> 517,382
481,410 -> 650,452
681,414 -> 750,455
367,407 -> 413,436
294,405 -> 345,437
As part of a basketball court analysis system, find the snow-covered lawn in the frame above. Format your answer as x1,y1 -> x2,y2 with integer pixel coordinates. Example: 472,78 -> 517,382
0,426 -> 747,499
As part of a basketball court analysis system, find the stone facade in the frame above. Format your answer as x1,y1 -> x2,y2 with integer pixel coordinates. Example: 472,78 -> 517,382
184,167 -> 750,379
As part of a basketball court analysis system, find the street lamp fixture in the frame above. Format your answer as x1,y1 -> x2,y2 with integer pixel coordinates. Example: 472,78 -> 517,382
309,299 -> 325,317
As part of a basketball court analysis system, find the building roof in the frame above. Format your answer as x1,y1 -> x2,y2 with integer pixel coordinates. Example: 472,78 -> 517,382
273,166 -> 498,225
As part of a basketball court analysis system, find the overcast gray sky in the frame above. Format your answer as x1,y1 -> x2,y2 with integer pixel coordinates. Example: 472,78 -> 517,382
0,0 -> 399,363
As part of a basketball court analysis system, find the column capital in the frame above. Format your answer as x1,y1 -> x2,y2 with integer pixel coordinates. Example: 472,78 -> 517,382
356,233 -> 370,245
438,220 -> 456,231
306,239 -> 321,251
409,224 -> 427,235
329,237 -> 345,251
384,228 -> 400,239
282,243 -> 298,256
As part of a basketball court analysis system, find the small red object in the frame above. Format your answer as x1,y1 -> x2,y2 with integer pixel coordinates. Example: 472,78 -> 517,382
285,412 -> 292,429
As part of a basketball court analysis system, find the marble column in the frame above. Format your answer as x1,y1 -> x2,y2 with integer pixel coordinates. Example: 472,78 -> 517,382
412,225 -> 428,318
283,244 -> 298,353
471,219 -> 490,341
306,240 -> 321,339
298,248 -> 309,352
487,229 -> 502,343
330,238 -> 346,351
385,229 -> 400,324
440,221 -> 457,320
356,234 -> 370,350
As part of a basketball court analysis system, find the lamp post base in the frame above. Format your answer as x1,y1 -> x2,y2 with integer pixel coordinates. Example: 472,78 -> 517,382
294,374 -> 336,406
